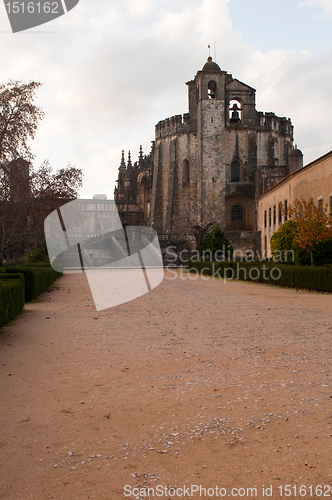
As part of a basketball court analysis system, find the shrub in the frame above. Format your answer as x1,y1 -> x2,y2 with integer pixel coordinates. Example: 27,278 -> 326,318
270,220 -> 299,264
198,225 -> 233,260
0,274 -> 25,326
312,238 -> 332,267
188,259 -> 332,293
25,246 -> 50,264
4,265 -> 61,301
18,262 -> 53,268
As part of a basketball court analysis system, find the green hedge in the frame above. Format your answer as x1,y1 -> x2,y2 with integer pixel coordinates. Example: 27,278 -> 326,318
4,265 -> 62,301
188,260 -> 332,293
0,274 -> 25,326
3,262 -> 52,268
21,262 -> 53,268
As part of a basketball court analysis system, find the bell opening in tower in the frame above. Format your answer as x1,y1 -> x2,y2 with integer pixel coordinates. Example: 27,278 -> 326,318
208,80 -> 216,99
229,100 -> 242,123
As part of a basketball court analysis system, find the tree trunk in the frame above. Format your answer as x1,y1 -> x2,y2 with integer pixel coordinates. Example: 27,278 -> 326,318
310,248 -> 315,266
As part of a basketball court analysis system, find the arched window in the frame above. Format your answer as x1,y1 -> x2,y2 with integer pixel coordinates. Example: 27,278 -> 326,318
231,204 -> 244,221
231,160 -> 240,182
208,81 -> 216,99
183,159 -> 189,184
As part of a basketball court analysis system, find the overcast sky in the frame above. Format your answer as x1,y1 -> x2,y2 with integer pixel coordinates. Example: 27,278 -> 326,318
1,0 -> 331,199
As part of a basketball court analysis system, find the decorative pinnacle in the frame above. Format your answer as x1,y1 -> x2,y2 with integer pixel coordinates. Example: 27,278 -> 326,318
119,150 -> 126,170
127,150 -> 132,168
139,145 -> 143,162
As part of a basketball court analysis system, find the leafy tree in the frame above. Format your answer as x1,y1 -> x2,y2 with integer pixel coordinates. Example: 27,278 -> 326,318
271,220 -> 308,265
271,220 -> 299,263
284,197 -> 332,266
0,80 -> 83,263
198,225 -> 233,260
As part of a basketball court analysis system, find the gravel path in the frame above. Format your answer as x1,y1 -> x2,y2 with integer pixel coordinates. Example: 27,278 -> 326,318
0,269 -> 331,499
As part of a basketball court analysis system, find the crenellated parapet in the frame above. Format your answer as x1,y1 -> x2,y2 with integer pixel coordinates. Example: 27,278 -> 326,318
257,112 -> 293,136
155,113 -> 196,139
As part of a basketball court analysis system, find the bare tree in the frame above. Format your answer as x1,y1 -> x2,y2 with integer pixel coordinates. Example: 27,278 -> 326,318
0,80 -> 83,262
0,159 -> 83,262
0,80 -> 44,165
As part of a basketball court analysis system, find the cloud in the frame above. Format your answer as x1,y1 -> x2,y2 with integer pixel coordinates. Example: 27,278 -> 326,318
298,0 -> 332,16
242,48 -> 332,160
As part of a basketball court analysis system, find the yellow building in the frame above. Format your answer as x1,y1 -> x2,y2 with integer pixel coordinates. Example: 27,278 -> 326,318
256,150 -> 332,257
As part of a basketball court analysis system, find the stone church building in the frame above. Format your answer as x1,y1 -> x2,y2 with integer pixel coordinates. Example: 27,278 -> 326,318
114,57 -> 302,253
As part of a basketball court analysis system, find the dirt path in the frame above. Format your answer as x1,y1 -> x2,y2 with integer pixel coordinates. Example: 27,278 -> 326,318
0,269 -> 332,500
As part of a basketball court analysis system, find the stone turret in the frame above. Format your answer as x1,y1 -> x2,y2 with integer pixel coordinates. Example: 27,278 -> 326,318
289,145 -> 303,174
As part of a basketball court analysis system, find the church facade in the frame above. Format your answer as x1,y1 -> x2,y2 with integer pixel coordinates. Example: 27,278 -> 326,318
114,57 -> 301,253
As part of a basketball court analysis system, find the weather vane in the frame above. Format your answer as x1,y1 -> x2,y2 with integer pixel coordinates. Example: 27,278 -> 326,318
208,44 -> 211,57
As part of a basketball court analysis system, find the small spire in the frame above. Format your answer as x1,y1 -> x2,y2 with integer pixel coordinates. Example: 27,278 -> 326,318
139,145 -> 143,163
127,150 -> 132,169
119,150 -> 126,170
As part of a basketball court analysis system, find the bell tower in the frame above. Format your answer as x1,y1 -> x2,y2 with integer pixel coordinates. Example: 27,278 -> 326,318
186,56 -> 229,229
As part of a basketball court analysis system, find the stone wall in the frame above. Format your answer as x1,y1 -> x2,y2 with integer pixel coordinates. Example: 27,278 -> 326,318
226,231 -> 262,256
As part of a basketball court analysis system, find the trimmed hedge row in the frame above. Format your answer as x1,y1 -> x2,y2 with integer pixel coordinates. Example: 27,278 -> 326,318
3,265 -> 62,302
0,264 -> 62,326
21,262 -> 53,268
188,260 -> 332,293
0,274 -> 25,326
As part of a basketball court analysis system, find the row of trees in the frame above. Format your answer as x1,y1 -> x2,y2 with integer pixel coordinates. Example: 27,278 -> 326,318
0,80 -> 83,263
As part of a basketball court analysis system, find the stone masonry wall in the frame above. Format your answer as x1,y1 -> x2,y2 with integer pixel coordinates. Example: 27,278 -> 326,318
200,99 -> 226,229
